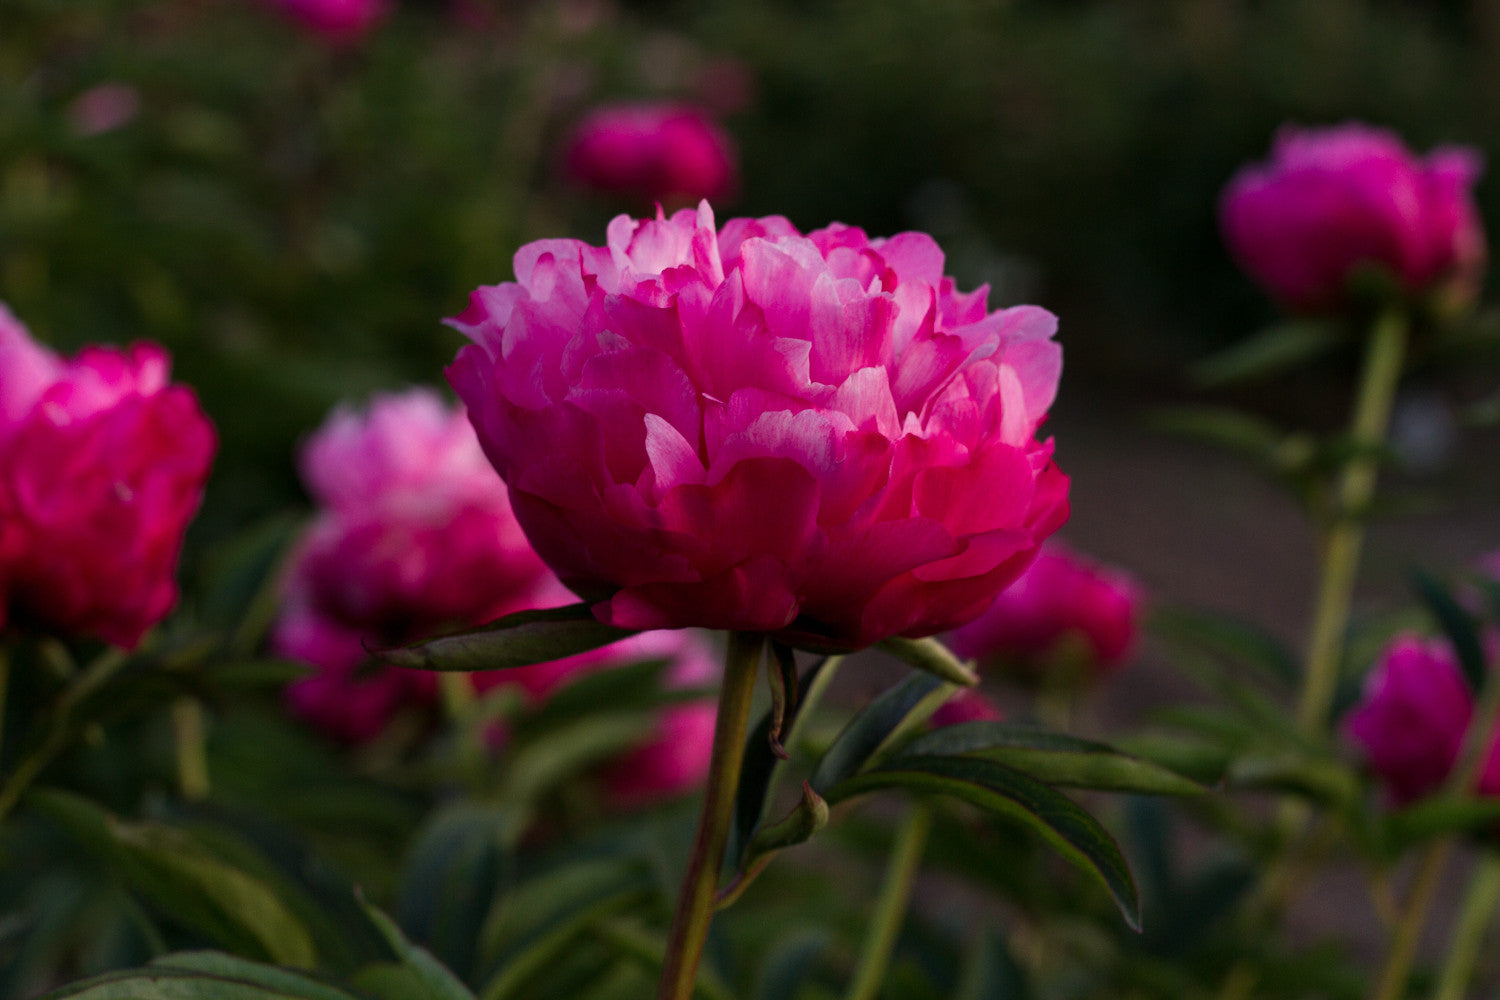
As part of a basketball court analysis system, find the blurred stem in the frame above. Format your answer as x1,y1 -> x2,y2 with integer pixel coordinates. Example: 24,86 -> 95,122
0,646 -> 127,823
1431,851 -> 1500,1000
0,647 -> 9,764
657,631 -> 764,1000
172,697 -> 210,802
845,804 -> 932,1000
1296,307 -> 1407,736
1369,647 -> 1500,1000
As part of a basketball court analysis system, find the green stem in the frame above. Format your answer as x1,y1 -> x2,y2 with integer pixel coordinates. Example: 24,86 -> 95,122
845,804 -> 932,1000
1215,309 -> 1409,1000
1297,307 -> 1408,736
172,697 -> 211,802
1431,851 -> 1500,1000
656,631 -> 765,1000
0,647 -> 129,823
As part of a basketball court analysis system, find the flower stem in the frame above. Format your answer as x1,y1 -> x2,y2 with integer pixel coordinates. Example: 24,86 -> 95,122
1297,307 -> 1407,736
172,697 -> 211,801
657,631 -> 764,1000
845,804 -> 932,1000
1431,851 -> 1500,1000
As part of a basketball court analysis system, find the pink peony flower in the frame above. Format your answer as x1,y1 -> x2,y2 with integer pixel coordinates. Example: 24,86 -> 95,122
447,203 -> 1070,650
0,304 -> 215,648
1221,123 -> 1486,313
563,104 -> 738,206
275,389 -> 722,780
257,0 -> 388,44
598,629 -> 719,806
1342,633 -> 1500,806
275,389 -> 570,742
946,542 -> 1142,677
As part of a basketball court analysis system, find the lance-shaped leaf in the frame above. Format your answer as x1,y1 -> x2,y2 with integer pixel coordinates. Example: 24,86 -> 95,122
1410,569 -> 1487,694
896,722 -> 1203,796
808,672 -> 948,795
1383,796 -> 1500,852
357,899 -> 476,1000
154,953 -> 361,1000
1189,319 -> 1345,389
39,964 -> 363,1000
377,604 -> 638,673
878,636 -> 979,686
766,642 -> 800,758
1150,606 -> 1298,688
826,754 -> 1141,930
32,790 -> 317,968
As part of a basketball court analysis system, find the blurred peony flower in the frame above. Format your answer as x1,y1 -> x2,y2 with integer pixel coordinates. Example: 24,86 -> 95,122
275,389 -> 566,742
257,0 -> 388,44
66,83 -> 141,137
1342,633 -> 1500,805
276,389 -> 721,782
563,104 -> 738,206
447,203 -> 1069,650
1220,123 -> 1485,314
0,303 -> 215,648
930,688 -> 1004,728
946,542 -> 1142,679
598,629 -> 718,806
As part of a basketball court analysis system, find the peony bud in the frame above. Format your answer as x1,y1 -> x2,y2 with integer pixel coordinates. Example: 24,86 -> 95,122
563,103 -> 738,206
930,688 -> 1004,728
1342,633 -> 1500,805
447,202 -> 1070,650
946,543 -> 1142,680
256,0 -> 388,44
0,304 -> 215,648
1220,123 -> 1485,314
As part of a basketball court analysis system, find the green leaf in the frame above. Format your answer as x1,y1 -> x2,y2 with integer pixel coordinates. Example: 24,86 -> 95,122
515,656 -> 680,738
878,636 -> 979,686
1147,406 -> 1287,462
732,657 -> 832,865
896,723 -> 1203,796
750,927 -> 832,1000
152,953 -> 360,1000
1384,796 -> 1500,851
1189,320 -> 1345,388
39,964 -> 361,999
1410,569 -> 1487,694
358,899 -> 476,1000
476,859 -> 652,973
33,791 -> 317,967
766,641 -> 800,757
500,712 -> 656,805
1113,732 -> 1233,785
809,673 -> 948,795
1150,606 -> 1299,688
1222,752 -> 1359,806
954,927 -> 1030,1000
378,604 -> 638,673
827,755 -> 1141,930
397,803 -> 522,983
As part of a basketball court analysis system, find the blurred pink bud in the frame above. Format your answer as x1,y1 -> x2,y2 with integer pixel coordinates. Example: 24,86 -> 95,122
447,203 -> 1069,650
563,103 -> 738,205
66,84 -> 141,137
275,389 -> 567,741
258,0 -> 388,43
930,688 -> 1003,728
1221,123 -> 1486,314
598,630 -> 719,806
0,304 -> 215,648
946,543 -> 1142,678
1342,633 -> 1500,805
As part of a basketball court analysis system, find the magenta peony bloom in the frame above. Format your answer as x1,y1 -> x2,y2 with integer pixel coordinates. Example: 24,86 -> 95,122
66,83 -> 141,137
1220,123 -> 1486,313
257,0 -> 388,43
0,304 -> 215,648
599,630 -> 719,806
1342,633 -> 1500,805
563,104 -> 738,206
447,203 -> 1070,650
275,389 -> 570,742
946,542 -> 1142,677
